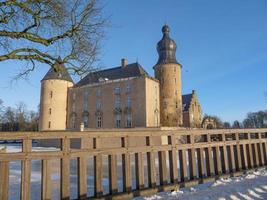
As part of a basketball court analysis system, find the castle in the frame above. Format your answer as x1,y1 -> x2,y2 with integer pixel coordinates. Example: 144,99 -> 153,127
39,25 -> 202,131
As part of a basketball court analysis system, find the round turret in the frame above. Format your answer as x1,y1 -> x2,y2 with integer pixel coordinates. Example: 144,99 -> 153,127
39,61 -> 73,131
154,25 -> 183,127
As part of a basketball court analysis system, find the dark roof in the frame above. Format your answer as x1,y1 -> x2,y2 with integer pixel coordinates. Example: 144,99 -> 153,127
75,62 -> 149,87
156,25 -> 179,65
42,62 -> 73,83
182,93 -> 192,112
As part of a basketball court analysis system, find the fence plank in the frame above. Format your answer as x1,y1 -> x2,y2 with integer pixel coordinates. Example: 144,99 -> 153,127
197,148 -> 205,178
41,159 -> 51,200
78,156 -> 87,199
205,147 -> 214,177
108,154 -> 118,194
263,142 -> 267,165
135,152 -> 144,189
221,146 -> 229,174
229,145 -> 236,172
169,149 -> 178,183
254,144 -> 260,168
0,160 -> 9,200
259,143 -> 264,166
158,151 -> 168,185
241,144 -> 248,170
188,148 -> 197,179
248,144 -> 254,168
61,137 -> 70,200
122,153 -> 131,192
147,151 -> 156,187
94,154 -> 103,197
21,139 -> 32,200
213,146 -> 221,175
179,149 -> 188,181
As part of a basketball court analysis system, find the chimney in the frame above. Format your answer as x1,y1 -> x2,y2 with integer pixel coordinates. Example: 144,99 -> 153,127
121,58 -> 128,67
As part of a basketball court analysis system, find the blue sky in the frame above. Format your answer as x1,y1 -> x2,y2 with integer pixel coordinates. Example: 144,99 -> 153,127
0,0 -> 266,123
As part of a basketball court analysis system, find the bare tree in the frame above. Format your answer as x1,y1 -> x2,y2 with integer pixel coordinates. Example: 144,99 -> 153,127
0,0 -> 107,78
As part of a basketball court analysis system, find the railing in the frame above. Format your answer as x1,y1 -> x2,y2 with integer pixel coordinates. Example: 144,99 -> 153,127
0,128 -> 267,200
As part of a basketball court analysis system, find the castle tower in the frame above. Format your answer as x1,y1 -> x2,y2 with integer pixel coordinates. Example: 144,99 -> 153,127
39,60 -> 73,131
154,25 -> 183,126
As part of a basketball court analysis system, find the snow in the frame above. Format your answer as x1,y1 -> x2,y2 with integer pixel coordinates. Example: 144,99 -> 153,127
1,144 -> 267,200
133,168 -> 267,200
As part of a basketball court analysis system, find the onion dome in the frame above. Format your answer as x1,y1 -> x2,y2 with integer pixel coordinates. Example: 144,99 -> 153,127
41,58 -> 73,82
156,25 -> 178,65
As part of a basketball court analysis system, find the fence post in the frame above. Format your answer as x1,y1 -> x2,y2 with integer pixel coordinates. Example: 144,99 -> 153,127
41,159 -> 51,200
94,137 -> 103,198
122,137 -> 131,192
197,148 -> 205,178
135,152 -> 144,189
229,145 -> 236,173
0,148 -> 9,200
158,150 -> 167,185
179,149 -> 188,182
147,136 -> 156,187
168,135 -> 178,184
78,156 -> 88,199
206,134 -> 214,177
235,133 -> 242,171
21,139 -> 32,200
61,137 -> 70,200
108,154 -> 118,194
213,146 -> 222,175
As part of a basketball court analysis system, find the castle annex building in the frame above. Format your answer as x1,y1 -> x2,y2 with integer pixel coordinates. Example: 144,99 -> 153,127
39,25 -> 202,131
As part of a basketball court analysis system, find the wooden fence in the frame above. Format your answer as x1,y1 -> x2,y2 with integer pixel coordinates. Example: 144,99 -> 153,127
0,128 -> 267,200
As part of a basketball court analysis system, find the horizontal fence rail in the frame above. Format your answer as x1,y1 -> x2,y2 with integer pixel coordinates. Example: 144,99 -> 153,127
0,128 -> 267,200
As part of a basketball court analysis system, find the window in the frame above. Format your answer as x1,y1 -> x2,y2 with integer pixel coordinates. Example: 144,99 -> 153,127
175,90 -> 177,95
83,91 -> 89,111
72,92 -> 76,101
48,121 -> 51,128
71,115 -> 76,128
175,78 -> 176,83
115,98 -> 121,109
83,116 -> 89,128
176,102 -> 178,108
96,100 -> 102,110
126,85 -> 131,93
126,96 -> 132,108
96,88 -> 102,96
49,108 -> 51,115
174,66 -> 176,72
115,114 -> 121,128
114,87 -> 121,95
72,103 -> 75,112
96,116 -> 102,128
125,114 -> 132,128
50,91 -> 53,98
163,101 -> 167,109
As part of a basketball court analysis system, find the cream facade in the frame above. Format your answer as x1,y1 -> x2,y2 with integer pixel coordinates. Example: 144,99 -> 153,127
67,76 -> 160,129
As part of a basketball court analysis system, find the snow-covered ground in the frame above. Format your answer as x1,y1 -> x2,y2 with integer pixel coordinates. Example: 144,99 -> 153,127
133,168 -> 267,200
